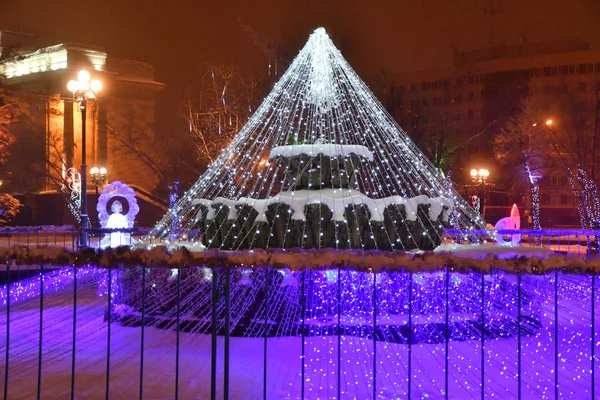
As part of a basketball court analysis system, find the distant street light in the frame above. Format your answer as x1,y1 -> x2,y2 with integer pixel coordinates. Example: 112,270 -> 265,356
67,70 -> 102,247
470,168 -> 490,219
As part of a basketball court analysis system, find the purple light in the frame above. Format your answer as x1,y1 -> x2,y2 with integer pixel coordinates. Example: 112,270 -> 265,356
0,266 -> 103,307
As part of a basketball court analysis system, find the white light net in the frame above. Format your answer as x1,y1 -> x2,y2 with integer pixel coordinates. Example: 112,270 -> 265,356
146,28 -> 486,250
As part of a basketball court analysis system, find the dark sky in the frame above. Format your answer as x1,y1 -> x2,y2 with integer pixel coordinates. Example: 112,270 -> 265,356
2,0 -> 600,132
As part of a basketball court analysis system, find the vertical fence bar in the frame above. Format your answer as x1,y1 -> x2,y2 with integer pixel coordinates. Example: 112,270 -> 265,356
224,267 -> 230,400
554,269 -> 559,399
175,268 -> 181,400
445,266 -> 449,400
481,271 -> 485,399
106,267 -> 112,400
301,270 -> 306,400
517,274 -> 522,400
37,264 -> 44,400
592,274 -> 596,400
408,272 -> 412,400
210,268 -> 218,400
263,270 -> 269,400
70,267 -> 77,400
373,271 -> 377,400
139,266 -> 145,400
337,266 -> 341,400
4,261 -> 9,400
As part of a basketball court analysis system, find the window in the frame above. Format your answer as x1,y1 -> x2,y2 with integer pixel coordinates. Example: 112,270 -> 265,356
466,75 -> 474,84
410,99 -> 417,109
587,63 -> 595,73
468,92 -> 474,101
578,82 -> 586,92
421,82 -> 427,90
410,83 -> 417,92
454,114 -> 461,121
560,65 -> 569,75
542,194 -> 550,204
432,81 -> 438,90
579,64 -> 587,74
456,94 -> 462,103
560,195 -> 568,205
551,176 -> 559,186
467,109 -> 474,119
433,96 -> 442,106
560,83 -> 568,93
480,90 -> 485,101
443,79 -> 449,88
569,65 -> 576,74
421,98 -> 427,106
530,68 -> 541,78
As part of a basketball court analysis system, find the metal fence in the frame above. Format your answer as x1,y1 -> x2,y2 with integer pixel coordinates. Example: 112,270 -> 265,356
0,228 -> 598,398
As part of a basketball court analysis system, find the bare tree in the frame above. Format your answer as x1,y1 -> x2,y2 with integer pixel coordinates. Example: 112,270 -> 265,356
496,81 -> 600,229
494,100 -> 545,230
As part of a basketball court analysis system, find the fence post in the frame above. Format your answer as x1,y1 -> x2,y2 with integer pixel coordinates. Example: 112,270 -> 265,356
408,272 -> 412,399
37,264 -> 44,400
517,274 -> 522,400
373,270 -> 377,400
337,266 -> 341,400
224,267 -> 230,400
554,269 -> 559,399
106,267 -> 112,400
210,268 -> 218,400
481,271 -> 485,399
263,270 -> 269,400
175,267 -> 181,400
592,274 -> 595,400
139,266 -> 146,400
445,267 -> 450,400
70,266 -> 77,400
301,270 -> 306,400
4,261 -> 9,400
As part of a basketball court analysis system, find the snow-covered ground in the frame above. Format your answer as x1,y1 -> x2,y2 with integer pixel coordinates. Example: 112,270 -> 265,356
0,274 -> 597,400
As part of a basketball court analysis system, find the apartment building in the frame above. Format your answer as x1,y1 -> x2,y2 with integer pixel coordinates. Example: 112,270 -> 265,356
392,38 -> 600,226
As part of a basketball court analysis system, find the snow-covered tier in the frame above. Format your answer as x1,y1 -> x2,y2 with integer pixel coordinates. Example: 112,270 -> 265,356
269,144 -> 373,190
192,191 -> 453,251
269,143 -> 374,161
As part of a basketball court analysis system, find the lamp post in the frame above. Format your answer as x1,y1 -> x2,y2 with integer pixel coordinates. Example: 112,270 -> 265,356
470,168 -> 490,219
67,70 -> 102,247
90,166 -> 107,198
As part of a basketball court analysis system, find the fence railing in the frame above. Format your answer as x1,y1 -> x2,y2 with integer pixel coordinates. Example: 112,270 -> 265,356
0,228 -> 598,398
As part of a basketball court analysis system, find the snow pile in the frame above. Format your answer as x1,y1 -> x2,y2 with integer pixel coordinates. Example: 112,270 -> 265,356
269,143 -> 374,161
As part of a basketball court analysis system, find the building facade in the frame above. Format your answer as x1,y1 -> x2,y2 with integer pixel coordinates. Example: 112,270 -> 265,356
0,30 -> 164,196
393,38 -> 600,226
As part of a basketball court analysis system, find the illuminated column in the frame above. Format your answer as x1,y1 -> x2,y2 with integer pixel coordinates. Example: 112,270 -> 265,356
63,98 -> 75,168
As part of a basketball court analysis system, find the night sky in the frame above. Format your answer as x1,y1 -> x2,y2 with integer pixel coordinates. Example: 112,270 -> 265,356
1,0 -> 600,133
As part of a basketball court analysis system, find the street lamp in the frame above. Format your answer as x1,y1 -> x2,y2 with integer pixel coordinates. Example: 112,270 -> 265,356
90,166 -> 107,197
67,70 -> 102,247
470,168 -> 490,219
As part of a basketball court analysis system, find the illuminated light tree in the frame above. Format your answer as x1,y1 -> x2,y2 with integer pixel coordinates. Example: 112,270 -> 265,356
146,28 -> 486,248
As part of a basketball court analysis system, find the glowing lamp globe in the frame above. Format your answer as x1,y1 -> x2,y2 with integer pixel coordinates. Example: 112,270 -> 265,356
67,80 -> 78,92
100,167 -> 107,175
90,167 -> 99,175
78,70 -> 90,82
90,80 -> 103,92
470,169 -> 478,177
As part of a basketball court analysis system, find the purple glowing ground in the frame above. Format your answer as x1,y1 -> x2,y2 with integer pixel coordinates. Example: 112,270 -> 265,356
0,272 -> 596,399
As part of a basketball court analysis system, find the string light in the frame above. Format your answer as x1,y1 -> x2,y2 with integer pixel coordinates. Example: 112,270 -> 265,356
144,27 -> 486,248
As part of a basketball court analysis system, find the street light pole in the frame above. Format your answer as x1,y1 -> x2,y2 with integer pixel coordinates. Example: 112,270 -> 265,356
80,102 -> 88,246
67,70 -> 102,248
